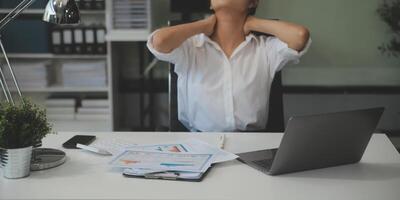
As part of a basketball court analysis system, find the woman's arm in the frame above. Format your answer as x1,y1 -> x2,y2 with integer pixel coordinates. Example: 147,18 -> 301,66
152,15 -> 217,53
244,17 -> 310,51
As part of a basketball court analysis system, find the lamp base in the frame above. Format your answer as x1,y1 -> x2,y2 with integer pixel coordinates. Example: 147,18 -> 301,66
30,148 -> 66,171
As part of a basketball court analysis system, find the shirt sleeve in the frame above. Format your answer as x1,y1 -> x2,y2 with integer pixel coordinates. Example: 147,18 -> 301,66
264,36 -> 312,72
146,30 -> 194,71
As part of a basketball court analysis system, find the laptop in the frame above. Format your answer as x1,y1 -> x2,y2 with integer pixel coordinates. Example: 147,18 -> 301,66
237,107 -> 385,175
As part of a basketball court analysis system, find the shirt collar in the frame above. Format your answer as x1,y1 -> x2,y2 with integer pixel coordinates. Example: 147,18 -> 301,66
195,33 -> 257,48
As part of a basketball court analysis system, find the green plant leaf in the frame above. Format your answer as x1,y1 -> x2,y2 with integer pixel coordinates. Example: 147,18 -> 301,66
377,0 -> 400,57
0,98 -> 53,149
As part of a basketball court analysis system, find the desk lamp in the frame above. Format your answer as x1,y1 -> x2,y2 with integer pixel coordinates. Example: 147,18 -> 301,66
0,0 -> 80,171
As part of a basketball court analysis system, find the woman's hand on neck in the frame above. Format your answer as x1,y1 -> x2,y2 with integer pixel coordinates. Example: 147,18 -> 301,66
211,10 -> 248,58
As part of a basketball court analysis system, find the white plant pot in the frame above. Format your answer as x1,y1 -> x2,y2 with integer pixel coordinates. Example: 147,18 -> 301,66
1,146 -> 33,179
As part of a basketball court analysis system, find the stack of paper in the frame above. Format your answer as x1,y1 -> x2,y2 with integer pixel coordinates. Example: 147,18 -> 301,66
61,61 -> 107,87
113,0 -> 149,29
76,99 -> 110,121
109,139 -> 238,179
45,99 -> 76,121
5,62 -> 48,89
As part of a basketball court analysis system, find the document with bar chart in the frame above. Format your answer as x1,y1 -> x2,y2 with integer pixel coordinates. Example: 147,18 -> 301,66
110,150 -> 213,173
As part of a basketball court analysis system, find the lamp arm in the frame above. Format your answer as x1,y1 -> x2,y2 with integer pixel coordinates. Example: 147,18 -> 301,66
0,0 -> 31,25
0,0 -> 37,103
0,39 -> 22,103
0,66 -> 11,103
0,0 -> 37,32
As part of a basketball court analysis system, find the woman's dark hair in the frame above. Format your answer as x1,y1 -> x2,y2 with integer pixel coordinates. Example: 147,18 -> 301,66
248,6 -> 257,15
248,0 -> 259,15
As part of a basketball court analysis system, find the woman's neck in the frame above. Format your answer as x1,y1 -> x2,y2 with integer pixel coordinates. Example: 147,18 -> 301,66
211,11 -> 247,58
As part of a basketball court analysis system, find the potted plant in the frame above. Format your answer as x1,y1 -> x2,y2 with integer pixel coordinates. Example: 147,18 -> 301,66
377,0 -> 400,57
0,99 -> 52,179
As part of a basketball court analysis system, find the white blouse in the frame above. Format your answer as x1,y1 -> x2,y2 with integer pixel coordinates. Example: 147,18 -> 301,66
147,32 -> 311,132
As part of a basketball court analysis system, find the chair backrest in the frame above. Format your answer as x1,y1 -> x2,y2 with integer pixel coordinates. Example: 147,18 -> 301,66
265,72 -> 285,132
168,21 -> 285,132
169,64 -> 189,131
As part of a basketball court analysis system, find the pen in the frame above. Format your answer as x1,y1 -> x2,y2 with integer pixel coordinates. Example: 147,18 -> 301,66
218,134 -> 225,149
77,143 -> 112,156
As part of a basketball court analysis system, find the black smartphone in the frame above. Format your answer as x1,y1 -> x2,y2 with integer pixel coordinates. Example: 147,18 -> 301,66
63,135 -> 96,149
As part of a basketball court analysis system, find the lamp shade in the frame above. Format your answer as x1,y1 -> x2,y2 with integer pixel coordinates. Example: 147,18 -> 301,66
43,0 -> 80,24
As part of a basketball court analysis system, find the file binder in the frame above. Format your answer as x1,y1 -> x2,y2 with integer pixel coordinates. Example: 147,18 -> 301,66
93,0 -> 105,10
84,26 -> 95,54
73,26 -> 85,54
95,26 -> 106,54
51,26 -> 63,54
82,0 -> 93,10
62,27 -> 74,54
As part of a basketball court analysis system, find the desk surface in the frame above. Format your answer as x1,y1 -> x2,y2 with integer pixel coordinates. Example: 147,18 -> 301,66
1,132 -> 400,200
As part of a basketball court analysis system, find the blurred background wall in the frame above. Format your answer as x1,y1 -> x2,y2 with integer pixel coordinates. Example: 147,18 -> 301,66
257,0 -> 400,86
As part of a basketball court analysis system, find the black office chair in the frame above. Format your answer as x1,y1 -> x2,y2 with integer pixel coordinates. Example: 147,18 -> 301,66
264,71 -> 285,132
168,21 -> 285,132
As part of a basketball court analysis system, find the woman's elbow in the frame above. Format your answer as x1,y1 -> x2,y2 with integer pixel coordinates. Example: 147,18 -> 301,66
152,33 -> 172,53
299,27 -> 310,42
291,27 -> 310,52
298,28 -> 310,49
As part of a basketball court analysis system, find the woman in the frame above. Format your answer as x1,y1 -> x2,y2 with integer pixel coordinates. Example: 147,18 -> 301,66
147,0 -> 311,132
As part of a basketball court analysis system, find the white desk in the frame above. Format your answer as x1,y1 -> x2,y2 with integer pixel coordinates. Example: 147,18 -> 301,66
1,132 -> 400,200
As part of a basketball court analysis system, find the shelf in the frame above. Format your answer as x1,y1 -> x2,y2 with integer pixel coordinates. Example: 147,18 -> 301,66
0,9 -> 105,15
13,87 -> 109,93
0,8 -> 43,14
1,53 -> 107,59
106,30 -> 150,42
80,10 -> 106,15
